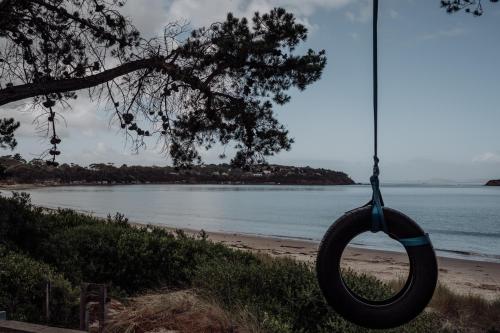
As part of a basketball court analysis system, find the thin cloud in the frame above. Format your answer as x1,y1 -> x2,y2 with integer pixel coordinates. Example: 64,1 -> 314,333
345,0 -> 371,23
165,0 -> 356,28
350,32 -> 360,40
472,152 -> 500,164
3,96 -> 110,139
420,27 -> 466,41
388,8 -> 399,19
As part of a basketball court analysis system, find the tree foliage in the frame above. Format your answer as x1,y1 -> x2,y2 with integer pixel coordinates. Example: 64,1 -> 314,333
0,0 -> 326,167
441,0 -> 498,16
0,117 -> 19,149
0,154 -> 354,185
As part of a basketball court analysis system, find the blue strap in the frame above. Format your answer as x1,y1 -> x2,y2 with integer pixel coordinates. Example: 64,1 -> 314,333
399,234 -> 431,247
370,156 -> 387,233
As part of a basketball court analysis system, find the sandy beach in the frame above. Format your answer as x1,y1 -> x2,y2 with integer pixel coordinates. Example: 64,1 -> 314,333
177,229 -> 500,301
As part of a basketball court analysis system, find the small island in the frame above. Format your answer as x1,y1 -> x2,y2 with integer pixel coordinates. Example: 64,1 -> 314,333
0,154 -> 355,186
486,179 -> 500,186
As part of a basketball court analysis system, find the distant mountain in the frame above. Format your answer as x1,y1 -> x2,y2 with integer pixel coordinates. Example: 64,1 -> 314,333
0,155 -> 355,186
485,179 -> 500,186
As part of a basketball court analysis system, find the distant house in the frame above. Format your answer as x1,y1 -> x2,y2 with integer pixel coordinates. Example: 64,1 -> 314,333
263,170 -> 272,175
253,173 -> 263,177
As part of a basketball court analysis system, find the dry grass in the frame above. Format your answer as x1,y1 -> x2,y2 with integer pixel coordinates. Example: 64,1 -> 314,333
386,277 -> 500,333
103,290 -> 262,333
429,284 -> 500,332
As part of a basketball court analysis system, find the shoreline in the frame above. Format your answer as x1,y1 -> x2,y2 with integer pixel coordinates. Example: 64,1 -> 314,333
0,181 -> 358,190
0,187 -> 500,265
2,188 -> 499,300
2,182 -> 494,190
137,223 -> 500,301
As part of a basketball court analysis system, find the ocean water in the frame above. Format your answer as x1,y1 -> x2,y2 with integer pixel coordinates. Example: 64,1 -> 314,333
9,184 -> 500,263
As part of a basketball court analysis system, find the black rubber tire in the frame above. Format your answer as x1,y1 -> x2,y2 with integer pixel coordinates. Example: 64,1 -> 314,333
316,206 -> 438,329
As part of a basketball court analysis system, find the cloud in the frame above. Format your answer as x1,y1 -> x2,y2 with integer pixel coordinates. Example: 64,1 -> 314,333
472,152 -> 500,164
350,32 -> 359,40
388,8 -> 399,19
163,0 -> 355,28
1,95 -> 111,140
118,0 -> 362,35
121,0 -> 171,37
345,0 -> 371,23
66,141 -> 171,167
420,27 -> 466,41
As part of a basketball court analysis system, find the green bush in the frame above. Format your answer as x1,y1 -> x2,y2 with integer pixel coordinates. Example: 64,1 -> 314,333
193,253 -> 441,333
0,247 -> 79,327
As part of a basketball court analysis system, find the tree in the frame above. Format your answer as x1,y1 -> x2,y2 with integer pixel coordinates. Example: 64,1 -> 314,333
0,0 -> 326,167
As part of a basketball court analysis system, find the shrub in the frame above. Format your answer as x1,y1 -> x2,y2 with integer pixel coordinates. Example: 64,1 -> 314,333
0,247 -> 79,327
193,253 -> 441,333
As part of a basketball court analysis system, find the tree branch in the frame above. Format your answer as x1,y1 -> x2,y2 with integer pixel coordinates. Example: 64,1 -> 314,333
0,57 -> 175,106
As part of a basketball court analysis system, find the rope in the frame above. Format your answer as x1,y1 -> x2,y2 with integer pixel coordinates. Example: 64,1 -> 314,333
370,0 -> 386,233
373,0 -> 379,161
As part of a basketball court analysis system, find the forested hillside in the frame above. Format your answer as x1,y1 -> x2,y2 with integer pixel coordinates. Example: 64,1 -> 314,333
0,155 -> 355,186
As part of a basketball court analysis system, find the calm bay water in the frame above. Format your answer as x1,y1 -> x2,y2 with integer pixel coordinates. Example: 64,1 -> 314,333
11,184 -> 500,262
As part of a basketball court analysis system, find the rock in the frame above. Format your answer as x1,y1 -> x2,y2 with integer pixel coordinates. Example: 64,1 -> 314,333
485,179 -> 500,186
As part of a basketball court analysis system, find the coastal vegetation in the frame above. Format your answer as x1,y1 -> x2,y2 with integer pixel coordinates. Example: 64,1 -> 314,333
0,154 -> 354,185
1,193 -> 498,332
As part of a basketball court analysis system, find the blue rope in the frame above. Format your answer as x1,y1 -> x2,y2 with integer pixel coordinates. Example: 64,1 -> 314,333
370,156 -> 386,233
399,234 -> 431,247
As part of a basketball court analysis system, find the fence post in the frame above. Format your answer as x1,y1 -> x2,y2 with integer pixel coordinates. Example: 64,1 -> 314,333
45,280 -> 51,322
98,285 -> 106,333
79,283 -> 107,332
79,283 -> 88,331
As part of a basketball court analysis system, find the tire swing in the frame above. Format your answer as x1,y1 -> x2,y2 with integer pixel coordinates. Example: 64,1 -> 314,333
316,0 -> 438,329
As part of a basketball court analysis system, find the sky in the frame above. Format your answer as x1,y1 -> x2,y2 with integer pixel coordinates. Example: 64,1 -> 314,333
2,0 -> 500,183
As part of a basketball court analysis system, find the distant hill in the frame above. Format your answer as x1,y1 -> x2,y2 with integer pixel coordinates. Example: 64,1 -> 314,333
0,155 -> 355,186
485,179 -> 500,186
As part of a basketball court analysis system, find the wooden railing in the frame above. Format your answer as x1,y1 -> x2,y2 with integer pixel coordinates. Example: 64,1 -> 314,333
0,320 -> 85,333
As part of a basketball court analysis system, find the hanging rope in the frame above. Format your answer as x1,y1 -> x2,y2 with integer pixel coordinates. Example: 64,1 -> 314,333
370,0 -> 386,233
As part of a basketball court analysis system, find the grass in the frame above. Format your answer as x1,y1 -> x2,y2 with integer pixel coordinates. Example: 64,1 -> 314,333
429,284 -> 500,333
386,276 -> 500,333
104,290 -> 258,333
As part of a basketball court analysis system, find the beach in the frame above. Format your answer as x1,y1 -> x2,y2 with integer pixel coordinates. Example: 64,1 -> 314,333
186,229 -> 500,301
